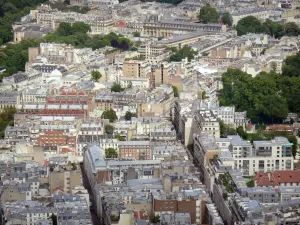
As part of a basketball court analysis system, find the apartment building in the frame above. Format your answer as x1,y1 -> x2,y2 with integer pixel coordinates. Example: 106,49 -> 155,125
95,90 -> 114,111
0,92 -> 19,113
118,141 -> 152,160
13,24 -> 52,43
216,135 -> 294,175
37,9 -> 114,33
49,169 -> 82,193
254,170 -> 300,187
143,19 -> 227,37
34,130 -> 77,148
122,60 -> 151,78
83,144 -> 161,187
193,109 -> 220,139
21,88 -> 48,104
153,188 -> 209,224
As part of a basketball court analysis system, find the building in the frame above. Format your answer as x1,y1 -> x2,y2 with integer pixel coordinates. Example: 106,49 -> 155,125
83,144 -> 161,187
122,60 -> 151,78
232,9 -> 269,26
13,24 -> 53,43
216,136 -> 294,176
0,92 -> 20,112
118,141 -> 152,160
254,170 -> 300,187
49,168 -> 82,193
143,18 -> 227,37
193,109 -> 220,139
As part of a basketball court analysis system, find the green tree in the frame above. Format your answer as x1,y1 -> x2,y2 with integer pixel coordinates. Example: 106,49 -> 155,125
91,70 -> 102,82
172,85 -> 179,97
282,52 -> 300,77
169,45 -> 198,62
102,109 -> 118,122
236,16 -> 263,36
221,12 -> 233,26
56,22 -> 73,36
151,215 -> 160,223
201,91 -> 207,99
111,83 -> 124,92
218,119 -> 226,137
2,3 -> 18,13
115,134 -> 125,141
132,31 -> 140,37
49,214 -> 57,225
105,148 -> 118,158
125,111 -> 137,121
219,69 -> 289,123
287,135 -> 298,158
72,22 -> 91,34
104,124 -> 114,134
198,4 -> 219,24
0,107 -> 16,138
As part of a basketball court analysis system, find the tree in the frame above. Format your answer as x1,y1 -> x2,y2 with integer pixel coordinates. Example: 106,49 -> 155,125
56,22 -> 73,36
201,91 -> 207,99
111,83 -> 124,92
236,16 -> 263,36
133,31 -> 140,37
219,68 -> 289,124
151,215 -> 160,223
110,39 -> 119,48
115,134 -> 125,141
218,119 -> 226,137
169,45 -> 198,62
49,214 -> 57,225
221,12 -> 233,26
2,3 -> 18,13
287,135 -> 298,158
282,52 -> 300,77
198,4 -> 219,24
172,85 -> 179,97
91,70 -> 102,82
104,124 -> 114,134
102,109 -> 118,122
72,22 -> 91,34
105,148 -> 118,158
125,111 -> 137,121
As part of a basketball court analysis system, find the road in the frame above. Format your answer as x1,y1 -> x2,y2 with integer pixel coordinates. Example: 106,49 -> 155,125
80,163 -> 102,225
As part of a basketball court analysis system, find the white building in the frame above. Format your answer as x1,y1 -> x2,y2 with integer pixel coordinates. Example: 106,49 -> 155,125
216,135 -> 294,176
232,9 -> 269,26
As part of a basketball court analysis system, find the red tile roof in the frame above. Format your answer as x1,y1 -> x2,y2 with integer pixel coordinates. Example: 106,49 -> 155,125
266,125 -> 292,131
255,171 -> 300,186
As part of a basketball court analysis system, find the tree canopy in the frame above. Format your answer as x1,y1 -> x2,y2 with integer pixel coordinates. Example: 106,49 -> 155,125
105,148 -> 118,158
219,68 -> 300,123
125,111 -> 137,121
104,124 -> 114,134
221,12 -> 233,26
0,107 -> 16,138
282,51 -> 300,77
236,17 -> 300,37
172,85 -> 179,97
111,83 -> 125,92
102,109 -> 118,122
169,45 -> 198,62
91,70 -> 102,82
198,4 -> 219,24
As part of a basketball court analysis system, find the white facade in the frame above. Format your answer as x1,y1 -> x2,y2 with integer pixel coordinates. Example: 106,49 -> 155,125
217,136 -> 294,176
232,9 -> 269,26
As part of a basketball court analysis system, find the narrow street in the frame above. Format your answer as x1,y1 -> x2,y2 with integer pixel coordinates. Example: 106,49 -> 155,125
80,163 -> 101,225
